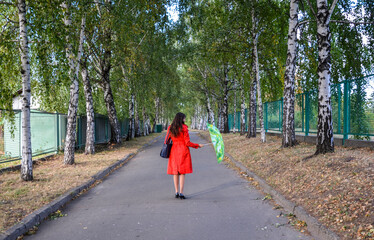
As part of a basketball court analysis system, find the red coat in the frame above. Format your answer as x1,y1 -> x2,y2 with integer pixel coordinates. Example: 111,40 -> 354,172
165,124 -> 199,175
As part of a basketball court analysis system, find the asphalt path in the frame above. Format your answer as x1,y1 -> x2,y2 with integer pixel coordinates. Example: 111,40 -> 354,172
26,132 -> 311,240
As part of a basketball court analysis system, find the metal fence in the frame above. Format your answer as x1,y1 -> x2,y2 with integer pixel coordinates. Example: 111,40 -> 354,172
228,75 -> 374,141
0,111 -> 131,164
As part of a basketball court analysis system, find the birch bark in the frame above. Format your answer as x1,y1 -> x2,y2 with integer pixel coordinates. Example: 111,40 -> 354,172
282,0 -> 299,147
129,93 -> 135,139
18,0 -> 32,180
135,98 -> 140,137
247,7 -> 258,138
101,54 -> 121,143
315,0 -> 336,154
223,67 -> 230,133
63,3 -> 85,165
96,0 -> 121,144
81,59 -> 95,154
240,74 -> 246,135
142,106 -> 147,136
153,96 -> 160,132
256,56 -> 265,142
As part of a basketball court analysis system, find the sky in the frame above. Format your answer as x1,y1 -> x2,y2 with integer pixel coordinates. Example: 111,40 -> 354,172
166,3 -> 179,23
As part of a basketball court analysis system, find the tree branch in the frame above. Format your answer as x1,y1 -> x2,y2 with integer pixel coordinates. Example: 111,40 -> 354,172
330,20 -> 374,25
305,0 -> 317,20
296,19 -> 314,28
135,32 -> 147,50
0,1 -> 14,5
327,0 -> 339,24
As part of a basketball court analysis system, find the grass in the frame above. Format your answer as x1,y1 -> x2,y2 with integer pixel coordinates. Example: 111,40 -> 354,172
0,133 -> 162,233
0,153 -> 57,169
200,132 -> 374,240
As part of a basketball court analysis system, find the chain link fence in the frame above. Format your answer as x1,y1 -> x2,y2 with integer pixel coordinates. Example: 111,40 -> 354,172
228,75 -> 374,141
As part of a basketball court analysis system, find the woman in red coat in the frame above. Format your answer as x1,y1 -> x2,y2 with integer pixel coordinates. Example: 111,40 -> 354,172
165,112 -> 203,199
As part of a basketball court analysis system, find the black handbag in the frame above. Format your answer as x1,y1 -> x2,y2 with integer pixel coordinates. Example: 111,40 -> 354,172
160,130 -> 172,158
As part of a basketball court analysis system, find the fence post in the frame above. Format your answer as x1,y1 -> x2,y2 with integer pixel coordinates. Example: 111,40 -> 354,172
19,111 -> 22,159
305,91 -> 310,136
56,112 -> 59,153
279,98 -> 283,131
265,102 -> 268,132
343,80 -> 350,144
302,94 -> 304,132
337,84 -> 342,134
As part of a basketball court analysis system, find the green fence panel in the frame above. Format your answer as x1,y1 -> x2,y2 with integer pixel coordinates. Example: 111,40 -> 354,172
294,94 -> 304,132
228,114 -> 233,131
267,100 -> 281,131
30,111 -> 58,155
120,118 -> 129,138
156,124 -> 163,133
3,111 -> 21,158
308,90 -> 319,134
94,115 -> 108,144
348,76 -> 374,138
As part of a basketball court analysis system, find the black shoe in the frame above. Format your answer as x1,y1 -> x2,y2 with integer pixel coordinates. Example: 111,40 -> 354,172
179,193 -> 185,199
175,193 -> 179,198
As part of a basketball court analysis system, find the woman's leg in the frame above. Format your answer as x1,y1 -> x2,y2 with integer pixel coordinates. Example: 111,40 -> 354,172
179,174 -> 185,194
173,175 -> 179,193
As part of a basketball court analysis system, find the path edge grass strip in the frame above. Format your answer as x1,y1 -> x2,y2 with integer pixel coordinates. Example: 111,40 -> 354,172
0,134 -> 163,240
224,152 -> 340,240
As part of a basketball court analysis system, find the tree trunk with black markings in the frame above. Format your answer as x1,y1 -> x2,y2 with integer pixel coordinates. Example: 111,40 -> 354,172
81,60 -> 95,154
315,0 -> 335,154
282,0 -> 299,148
18,0 -> 33,180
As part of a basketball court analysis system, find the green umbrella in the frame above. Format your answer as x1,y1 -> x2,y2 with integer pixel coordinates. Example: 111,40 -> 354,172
207,123 -> 224,163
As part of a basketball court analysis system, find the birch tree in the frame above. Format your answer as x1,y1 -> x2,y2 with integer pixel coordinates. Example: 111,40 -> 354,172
81,58 -> 95,154
240,72 -> 246,135
18,0 -> 32,180
303,0 -> 338,154
63,2 -> 86,165
247,3 -> 258,139
282,0 -> 299,148
87,0 -> 121,144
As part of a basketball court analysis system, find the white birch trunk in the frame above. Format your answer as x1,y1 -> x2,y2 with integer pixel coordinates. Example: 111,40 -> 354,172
247,5 -> 258,138
282,0 -> 299,147
205,84 -> 215,126
129,93 -> 135,139
135,98 -> 140,137
218,104 -> 224,132
142,106 -> 147,136
81,59 -> 95,155
153,97 -> 160,132
256,67 -> 265,142
233,80 -> 237,133
315,0 -> 336,154
63,2 -> 85,165
240,74 -> 246,135
18,0 -> 33,181
252,20 -> 265,142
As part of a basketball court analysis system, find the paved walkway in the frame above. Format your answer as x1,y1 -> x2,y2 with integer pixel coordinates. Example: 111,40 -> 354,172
26,132 -> 311,240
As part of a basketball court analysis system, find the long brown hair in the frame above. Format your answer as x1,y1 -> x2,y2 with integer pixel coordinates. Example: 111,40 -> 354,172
170,112 -> 186,137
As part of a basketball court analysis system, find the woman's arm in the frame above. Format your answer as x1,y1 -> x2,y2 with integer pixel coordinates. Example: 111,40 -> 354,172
183,125 -> 200,148
164,126 -> 171,144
